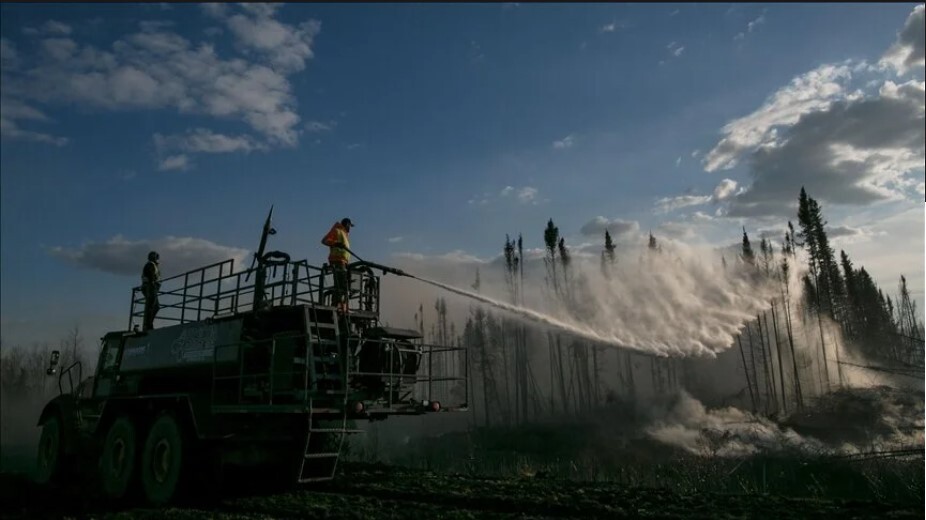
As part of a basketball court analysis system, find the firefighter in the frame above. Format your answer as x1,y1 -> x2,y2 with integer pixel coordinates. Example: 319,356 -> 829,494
142,251 -> 161,331
321,218 -> 354,313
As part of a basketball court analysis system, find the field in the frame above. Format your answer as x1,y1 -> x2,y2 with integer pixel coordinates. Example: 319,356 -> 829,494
1,459 -> 922,520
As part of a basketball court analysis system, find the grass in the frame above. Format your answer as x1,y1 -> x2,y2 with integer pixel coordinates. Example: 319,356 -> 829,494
343,421 -> 924,505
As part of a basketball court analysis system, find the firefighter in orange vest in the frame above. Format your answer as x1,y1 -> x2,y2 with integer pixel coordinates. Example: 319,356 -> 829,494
321,218 -> 354,313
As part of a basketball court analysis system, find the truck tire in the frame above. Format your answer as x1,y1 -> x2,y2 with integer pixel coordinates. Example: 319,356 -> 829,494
100,417 -> 136,500
35,414 -> 63,485
141,412 -> 184,505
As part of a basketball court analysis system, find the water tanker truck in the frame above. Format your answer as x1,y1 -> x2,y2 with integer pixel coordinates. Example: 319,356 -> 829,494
33,208 -> 468,504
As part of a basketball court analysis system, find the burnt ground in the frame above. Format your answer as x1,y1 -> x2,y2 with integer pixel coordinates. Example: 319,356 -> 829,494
0,462 -> 920,520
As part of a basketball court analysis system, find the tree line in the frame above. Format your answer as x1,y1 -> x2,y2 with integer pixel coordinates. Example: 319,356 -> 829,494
419,187 -> 924,425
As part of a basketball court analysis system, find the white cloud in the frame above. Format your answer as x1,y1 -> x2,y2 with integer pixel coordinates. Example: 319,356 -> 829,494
880,5 -> 925,75
579,217 -> 640,237
498,185 -> 540,205
917,182 -> 925,195
517,186 -> 538,204
655,179 -> 740,214
0,37 -> 18,69
552,134 -> 575,149
707,10 -> 926,218
724,79 -> 924,217
154,128 -> 263,156
304,120 -> 334,132
41,20 -> 72,36
48,235 -> 250,277
712,179 -> 738,200
691,149 -> 700,158
675,156 -> 682,167
1,6 -> 321,151
223,9 -> 321,74
655,194 -> 713,213
691,211 -> 714,223
0,96 -> 69,145
158,154 -> 190,171
747,12 -> 766,33
703,63 -> 852,172
667,41 -> 685,57
600,23 -> 616,33
387,236 -> 404,244
673,46 -> 685,57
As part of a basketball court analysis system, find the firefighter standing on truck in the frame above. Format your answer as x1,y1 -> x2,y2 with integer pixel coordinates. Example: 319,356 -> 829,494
321,218 -> 354,314
142,251 -> 161,331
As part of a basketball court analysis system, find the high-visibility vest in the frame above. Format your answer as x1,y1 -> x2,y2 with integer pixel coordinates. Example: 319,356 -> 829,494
322,223 -> 351,265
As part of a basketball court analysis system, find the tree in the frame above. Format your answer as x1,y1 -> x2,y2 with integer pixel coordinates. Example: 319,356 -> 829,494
741,227 -> 755,268
601,230 -> 616,279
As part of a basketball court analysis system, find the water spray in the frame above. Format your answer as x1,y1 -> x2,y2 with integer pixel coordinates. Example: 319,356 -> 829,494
345,246 -> 640,352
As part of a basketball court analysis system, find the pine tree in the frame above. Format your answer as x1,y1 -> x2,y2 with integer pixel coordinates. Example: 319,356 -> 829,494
741,227 -> 756,268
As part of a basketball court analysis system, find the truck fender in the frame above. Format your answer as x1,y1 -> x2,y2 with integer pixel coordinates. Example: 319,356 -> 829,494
37,395 -> 78,455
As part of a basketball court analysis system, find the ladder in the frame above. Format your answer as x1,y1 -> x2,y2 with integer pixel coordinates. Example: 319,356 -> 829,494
297,308 -> 363,483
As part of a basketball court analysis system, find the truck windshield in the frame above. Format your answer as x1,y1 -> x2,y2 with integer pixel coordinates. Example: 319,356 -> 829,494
101,339 -> 120,370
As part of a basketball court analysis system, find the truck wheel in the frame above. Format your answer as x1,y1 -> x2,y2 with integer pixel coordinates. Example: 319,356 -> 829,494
141,412 -> 184,505
100,417 -> 136,500
35,415 -> 63,485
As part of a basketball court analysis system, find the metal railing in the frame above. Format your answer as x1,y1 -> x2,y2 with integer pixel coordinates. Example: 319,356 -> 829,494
208,333 -> 468,413
129,258 -> 384,330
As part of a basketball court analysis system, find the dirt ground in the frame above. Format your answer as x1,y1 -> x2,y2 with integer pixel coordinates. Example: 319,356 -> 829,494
0,462 -> 919,520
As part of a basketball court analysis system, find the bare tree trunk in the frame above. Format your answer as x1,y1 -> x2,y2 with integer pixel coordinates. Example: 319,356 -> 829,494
746,324 -> 761,410
738,334 -> 757,412
548,332 -> 556,414
771,303 -> 788,413
783,296 -> 804,409
756,315 -> 776,413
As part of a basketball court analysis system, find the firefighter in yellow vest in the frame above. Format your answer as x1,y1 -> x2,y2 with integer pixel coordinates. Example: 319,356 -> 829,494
321,218 -> 354,313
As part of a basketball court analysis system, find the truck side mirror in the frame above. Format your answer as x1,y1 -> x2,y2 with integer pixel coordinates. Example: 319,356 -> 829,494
46,350 -> 60,376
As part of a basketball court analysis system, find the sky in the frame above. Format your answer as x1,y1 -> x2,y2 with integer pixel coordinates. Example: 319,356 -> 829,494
1,3 -> 924,348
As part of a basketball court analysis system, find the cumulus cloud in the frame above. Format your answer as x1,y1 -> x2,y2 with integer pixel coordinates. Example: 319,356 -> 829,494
48,235 -> 250,277
881,5 -> 925,75
654,179 -> 739,213
712,179 -> 738,200
1,5 -> 321,150
703,13 -> 925,219
154,128 -> 264,160
0,96 -> 68,145
655,195 -> 712,213
725,79 -> 924,217
579,217 -> 640,237
158,154 -> 190,171
552,134 -> 575,149
703,63 -> 852,172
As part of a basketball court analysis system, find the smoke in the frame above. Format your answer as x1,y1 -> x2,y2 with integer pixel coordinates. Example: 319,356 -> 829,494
640,386 -> 924,457
643,392 -> 831,457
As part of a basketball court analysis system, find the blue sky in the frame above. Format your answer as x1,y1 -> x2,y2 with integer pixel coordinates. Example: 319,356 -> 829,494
1,3 -> 924,347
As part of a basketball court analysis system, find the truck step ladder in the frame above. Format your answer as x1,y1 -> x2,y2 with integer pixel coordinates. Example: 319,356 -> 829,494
297,401 -> 364,483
